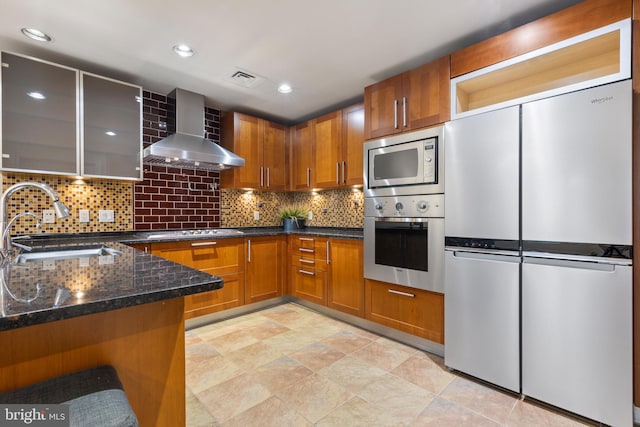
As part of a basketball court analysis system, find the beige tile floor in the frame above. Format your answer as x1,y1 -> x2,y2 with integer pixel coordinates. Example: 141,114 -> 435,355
186,303 -> 594,426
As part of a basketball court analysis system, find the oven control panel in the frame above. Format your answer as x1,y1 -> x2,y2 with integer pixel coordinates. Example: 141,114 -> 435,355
365,194 -> 444,218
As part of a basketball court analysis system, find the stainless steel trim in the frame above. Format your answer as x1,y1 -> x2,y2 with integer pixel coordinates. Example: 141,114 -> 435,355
266,167 -> 270,187
191,241 -> 217,247
336,163 -> 339,184
247,239 -> 251,263
341,161 -> 345,184
299,248 -> 314,253
394,99 -> 398,129
375,217 -> 429,223
522,251 -> 631,266
388,289 -> 415,298
299,269 -> 314,275
300,259 -> 315,264
402,97 -> 407,127
446,247 -> 520,257
306,167 -> 310,187
260,166 -> 264,187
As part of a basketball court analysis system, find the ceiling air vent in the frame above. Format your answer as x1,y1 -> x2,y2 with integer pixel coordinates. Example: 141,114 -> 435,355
227,68 -> 265,88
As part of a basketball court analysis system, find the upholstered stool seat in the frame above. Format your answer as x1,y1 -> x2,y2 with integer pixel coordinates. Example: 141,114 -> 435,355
0,365 -> 138,427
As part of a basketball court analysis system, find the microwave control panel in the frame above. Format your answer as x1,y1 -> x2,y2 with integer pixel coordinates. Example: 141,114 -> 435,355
423,138 -> 437,184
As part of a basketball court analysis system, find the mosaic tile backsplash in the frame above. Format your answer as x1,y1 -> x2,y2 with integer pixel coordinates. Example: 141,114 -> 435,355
221,187 -> 364,228
1,173 -> 133,235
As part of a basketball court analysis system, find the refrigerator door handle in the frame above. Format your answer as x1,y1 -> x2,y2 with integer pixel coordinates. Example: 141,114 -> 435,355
523,256 -> 617,272
522,251 -> 631,267
448,248 -> 520,263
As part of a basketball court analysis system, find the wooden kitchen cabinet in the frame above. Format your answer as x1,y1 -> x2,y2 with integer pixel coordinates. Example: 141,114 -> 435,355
313,104 -> 365,189
220,112 -> 286,190
290,121 -> 314,190
149,238 -> 245,318
82,72 -> 142,180
327,238 -> 364,317
289,235 -> 328,305
365,279 -> 444,343
1,52 -> 79,175
245,235 -> 286,303
364,55 -> 450,140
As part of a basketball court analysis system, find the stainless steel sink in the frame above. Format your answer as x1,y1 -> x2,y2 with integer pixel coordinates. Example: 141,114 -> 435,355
13,245 -> 122,263
144,229 -> 244,239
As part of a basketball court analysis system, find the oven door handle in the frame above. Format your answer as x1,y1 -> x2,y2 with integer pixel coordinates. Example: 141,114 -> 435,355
374,217 -> 429,223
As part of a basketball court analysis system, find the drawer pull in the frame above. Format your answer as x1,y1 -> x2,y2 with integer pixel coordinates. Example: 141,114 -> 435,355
300,259 -> 315,264
298,237 -> 314,241
388,289 -> 415,298
299,248 -> 314,253
299,269 -> 315,276
191,241 -> 217,247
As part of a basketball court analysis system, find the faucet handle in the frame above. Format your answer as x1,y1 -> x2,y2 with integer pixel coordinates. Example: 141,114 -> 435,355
11,241 -> 33,252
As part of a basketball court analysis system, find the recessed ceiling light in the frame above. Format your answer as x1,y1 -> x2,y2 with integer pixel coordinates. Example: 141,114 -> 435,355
105,131 -> 117,136
27,91 -> 46,100
21,28 -> 52,42
277,83 -> 293,94
173,44 -> 194,58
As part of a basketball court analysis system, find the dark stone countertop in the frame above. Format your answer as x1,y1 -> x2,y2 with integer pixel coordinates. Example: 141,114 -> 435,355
0,239 -> 222,331
0,226 -> 361,331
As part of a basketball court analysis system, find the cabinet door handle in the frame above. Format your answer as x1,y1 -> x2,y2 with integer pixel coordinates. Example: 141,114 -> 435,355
247,239 -> 251,262
299,248 -> 314,253
388,289 -> 415,298
341,161 -> 345,184
300,259 -> 315,264
402,96 -> 407,128
298,237 -> 314,241
306,167 -> 311,187
394,99 -> 398,129
266,167 -> 270,188
191,241 -> 217,247
260,166 -> 264,187
336,162 -> 340,184
299,269 -> 315,276
326,240 -> 330,264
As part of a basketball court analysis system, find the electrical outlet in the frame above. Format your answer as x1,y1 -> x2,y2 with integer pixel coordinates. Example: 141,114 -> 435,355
253,211 -> 260,221
307,211 -> 313,220
98,210 -> 114,223
79,210 -> 90,223
42,210 -> 55,224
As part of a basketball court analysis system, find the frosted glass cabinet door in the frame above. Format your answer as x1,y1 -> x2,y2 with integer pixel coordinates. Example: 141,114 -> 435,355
82,73 -> 142,179
1,52 -> 79,174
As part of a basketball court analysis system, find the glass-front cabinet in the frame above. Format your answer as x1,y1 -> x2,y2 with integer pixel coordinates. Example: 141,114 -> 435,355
82,73 -> 142,180
1,52 -> 79,175
0,52 -> 142,179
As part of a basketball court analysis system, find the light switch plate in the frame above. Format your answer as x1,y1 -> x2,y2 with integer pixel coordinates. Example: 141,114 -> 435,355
253,211 -> 260,221
98,210 -> 114,223
79,210 -> 90,223
307,211 -> 313,220
42,210 -> 55,224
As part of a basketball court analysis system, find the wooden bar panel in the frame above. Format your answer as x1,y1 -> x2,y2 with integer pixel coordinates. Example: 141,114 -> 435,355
451,0 -> 632,78
0,298 -> 186,427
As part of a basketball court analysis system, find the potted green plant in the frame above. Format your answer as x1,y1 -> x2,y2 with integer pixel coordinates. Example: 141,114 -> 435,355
278,204 -> 309,231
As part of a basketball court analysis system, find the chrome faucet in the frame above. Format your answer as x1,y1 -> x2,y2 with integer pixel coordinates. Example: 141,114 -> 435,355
0,182 -> 70,260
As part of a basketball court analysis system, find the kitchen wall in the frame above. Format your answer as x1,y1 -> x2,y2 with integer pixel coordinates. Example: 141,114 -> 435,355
221,187 -> 364,228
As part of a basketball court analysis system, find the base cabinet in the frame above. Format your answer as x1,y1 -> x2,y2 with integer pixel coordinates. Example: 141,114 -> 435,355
327,239 -> 364,317
245,236 -> 286,304
289,236 -> 328,305
183,273 -> 245,319
365,279 -> 444,343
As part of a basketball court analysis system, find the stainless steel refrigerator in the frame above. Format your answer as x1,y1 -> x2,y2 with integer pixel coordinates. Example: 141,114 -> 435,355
444,80 -> 632,427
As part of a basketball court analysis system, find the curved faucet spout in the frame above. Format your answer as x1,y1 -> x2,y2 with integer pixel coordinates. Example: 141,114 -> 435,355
0,182 -> 70,259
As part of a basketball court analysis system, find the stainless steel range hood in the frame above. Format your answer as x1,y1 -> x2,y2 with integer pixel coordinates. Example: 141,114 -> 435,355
143,88 -> 244,171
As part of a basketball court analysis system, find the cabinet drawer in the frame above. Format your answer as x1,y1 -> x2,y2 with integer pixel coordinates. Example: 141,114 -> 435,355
365,279 -> 444,343
184,272 -> 245,319
152,238 -> 244,275
289,254 -> 327,270
290,266 -> 326,306
290,236 -> 328,260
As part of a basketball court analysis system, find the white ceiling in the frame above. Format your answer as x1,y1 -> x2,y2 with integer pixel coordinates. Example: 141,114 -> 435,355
0,0 -> 581,125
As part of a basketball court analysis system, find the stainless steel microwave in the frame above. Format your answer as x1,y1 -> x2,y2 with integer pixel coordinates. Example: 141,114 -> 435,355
364,126 -> 444,197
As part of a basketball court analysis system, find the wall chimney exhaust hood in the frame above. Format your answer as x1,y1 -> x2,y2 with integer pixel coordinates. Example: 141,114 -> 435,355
143,88 -> 245,171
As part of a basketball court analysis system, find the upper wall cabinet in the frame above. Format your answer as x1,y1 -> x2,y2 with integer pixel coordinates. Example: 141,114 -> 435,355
220,112 -> 287,191
0,52 -> 142,179
1,52 -> 79,175
82,73 -> 142,180
451,19 -> 631,119
364,55 -> 449,140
